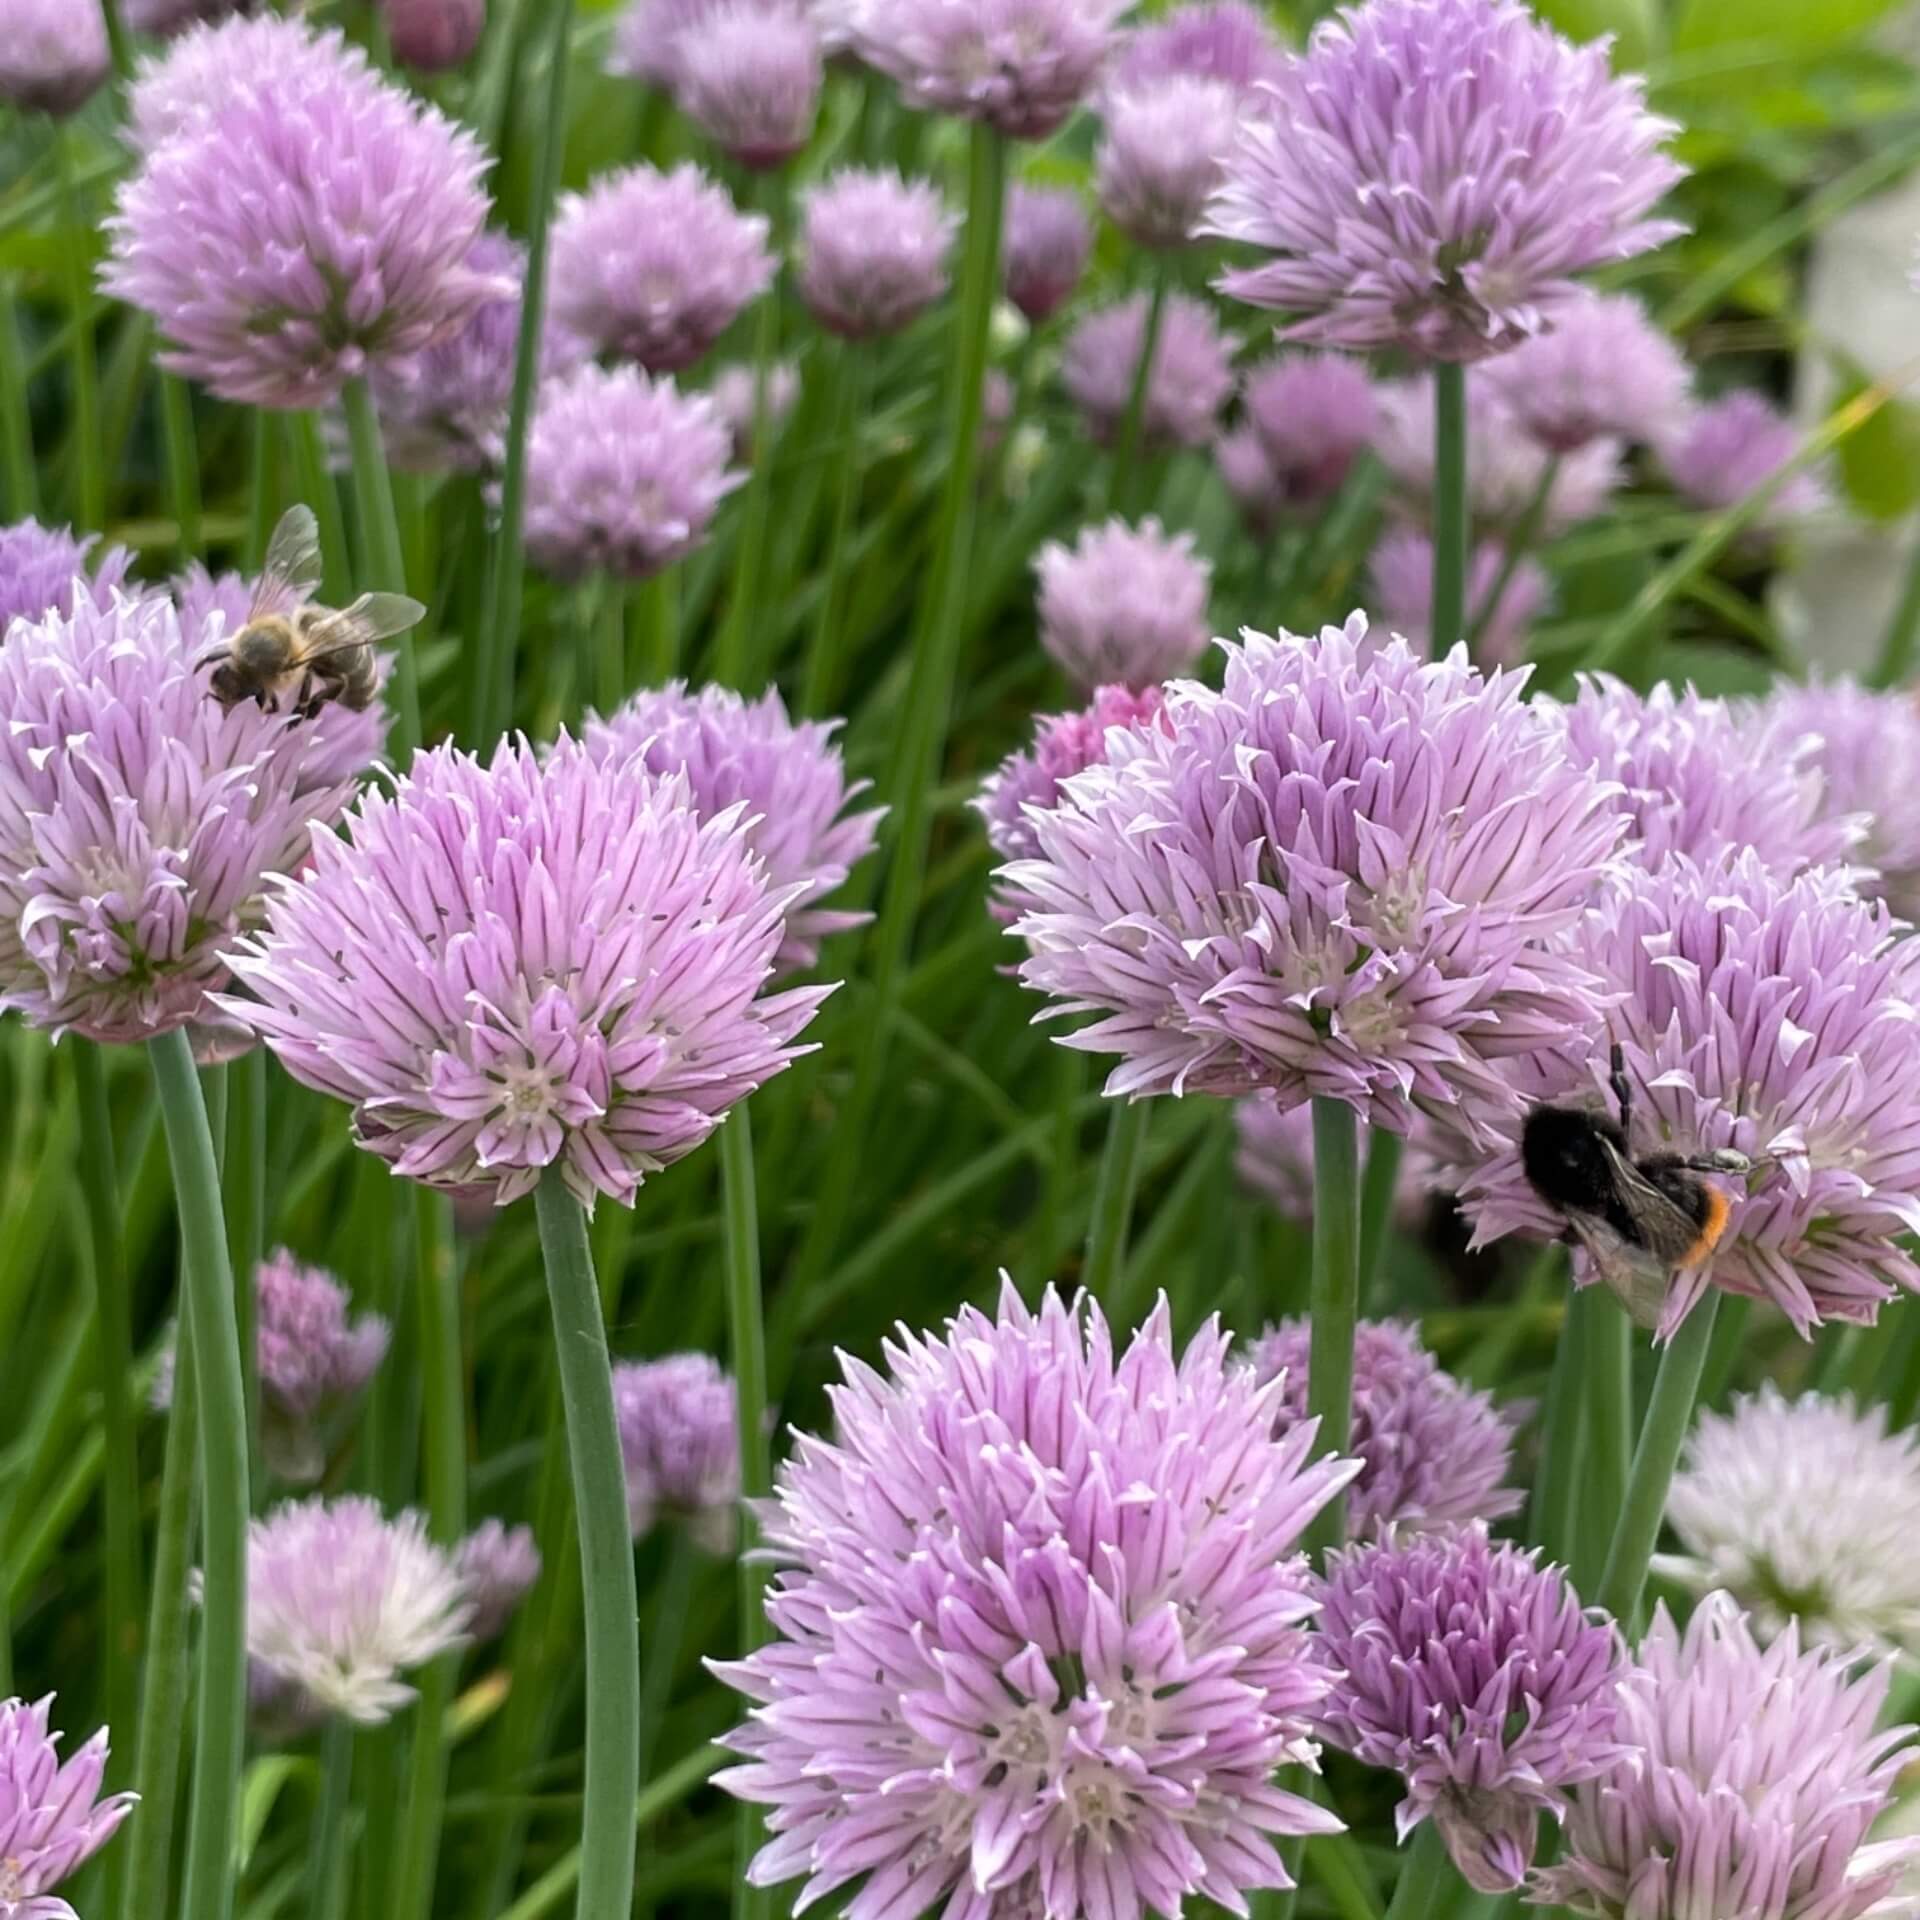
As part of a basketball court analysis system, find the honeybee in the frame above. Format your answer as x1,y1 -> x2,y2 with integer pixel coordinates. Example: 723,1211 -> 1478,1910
199,505 -> 424,720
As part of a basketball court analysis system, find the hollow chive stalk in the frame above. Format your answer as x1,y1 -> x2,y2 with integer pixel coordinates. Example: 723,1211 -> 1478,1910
1304,1097 -> 1361,1557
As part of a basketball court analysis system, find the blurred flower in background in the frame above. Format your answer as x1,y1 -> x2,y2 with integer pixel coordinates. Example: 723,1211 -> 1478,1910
383,0 -> 487,71
455,1520 -> 543,1640
0,521 -> 132,636
0,0 -> 109,114
613,1353 -> 740,1551
1660,389 -> 1832,532
1034,516 -> 1212,691
676,1 -> 823,169
1000,183 -> 1092,325
1061,291 -> 1233,450
1370,527 -> 1549,668
708,359 -> 800,461
1096,75 -> 1240,250
1108,0 -> 1286,97
0,1695 -> 135,1910
796,168 -> 956,340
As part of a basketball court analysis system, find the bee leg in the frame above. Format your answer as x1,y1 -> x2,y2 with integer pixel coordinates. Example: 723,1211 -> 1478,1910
1608,1041 -> 1635,1138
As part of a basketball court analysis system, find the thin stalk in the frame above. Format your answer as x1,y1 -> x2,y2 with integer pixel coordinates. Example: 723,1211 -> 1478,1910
636,1533 -> 697,1786
712,260 -> 782,689
340,378 -> 421,756
119,1335 -> 198,1920
1429,363 -> 1468,653
1081,1100 -> 1150,1298
246,412 -> 277,570
147,1025 -> 249,1920
1572,1297 -> 1632,1595
157,375 -> 203,564
55,126 -> 102,530
307,1721 -> 354,1920
286,413 -> 352,600
1527,1277 -> 1586,1566
1305,1097 -> 1361,1556
1105,267 -> 1168,518
0,281 -> 38,518
1356,1127 -> 1403,1311
532,1164 -> 640,1920
74,1043 -> 142,1766
1465,458 -> 1555,659
392,1193 -> 463,1920
1038,1048 -> 1084,1270
1872,530 -> 1920,688
480,0 -> 574,742
798,347 -> 872,718
1381,1822 -> 1454,1920
721,1107 -> 772,1920
1698,1292 -> 1750,1411
637,567 -> 680,685
595,577 -> 627,718
226,1046 -> 266,1506
1596,1293 -> 1720,1630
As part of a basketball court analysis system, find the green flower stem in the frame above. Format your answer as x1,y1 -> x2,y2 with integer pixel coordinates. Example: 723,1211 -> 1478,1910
1572,1294 -> 1632,1594
225,1046 -> 266,1505
1381,1822 -> 1455,1920
1596,1292 -> 1720,1630
119,1331 -> 198,1920
1698,1291 -> 1750,1411
786,123 -> 1006,1298
798,346 -> 873,719
341,376 -> 421,756
100,0 -> 132,84
1082,1099 -> 1150,1298
74,1042 -> 142,1764
392,1192 -> 464,1920
1305,1097 -> 1361,1557
532,1163 -> 640,1920
712,253 -> 782,690
246,412 -> 277,570
1465,457 -> 1555,660
479,0 -> 574,743
1356,1127 -> 1403,1311
1527,1273 -> 1586,1567
638,567 -> 680,685
1872,530 -> 1920,688
1038,1048 -> 1085,1269
308,1720 -> 355,1920
1429,362 -> 1469,653
1105,265 -> 1168,518
721,1106 -> 772,1920
286,413 -> 352,599
55,126 -> 102,530
157,374 -> 203,564
0,282 -> 37,518
595,577 -> 627,718
636,1532 -> 697,1787
147,1024 -> 249,1920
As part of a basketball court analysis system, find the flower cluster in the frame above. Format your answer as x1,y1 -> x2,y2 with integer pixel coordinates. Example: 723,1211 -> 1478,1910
1096,76 -> 1241,250
0,0 -> 109,114
1001,185 -> 1092,324
1317,1528 -> 1624,1894
1660,390 -> 1828,527
455,1520 -> 543,1640
675,1 -> 823,168
0,521 -> 133,637
1109,0 -> 1286,96
713,1285 -> 1357,1920
0,1696 -> 134,1915
1034,517 -> 1211,691
613,1353 -> 741,1550
1369,528 -> 1548,667
583,681 -> 881,974
797,169 -> 955,340
1222,353 -> 1377,529
221,736 -> 829,1208
1060,293 -> 1233,451
1483,291 -> 1692,453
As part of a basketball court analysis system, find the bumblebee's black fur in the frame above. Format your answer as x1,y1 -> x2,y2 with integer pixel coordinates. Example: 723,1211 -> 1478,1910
1520,1102 -> 1715,1264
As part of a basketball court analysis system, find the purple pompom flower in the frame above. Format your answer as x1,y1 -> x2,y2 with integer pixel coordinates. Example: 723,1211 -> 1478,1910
1003,618 -> 1623,1146
1531,1594 -> 1920,1920
583,681 -> 882,975
677,1 -> 823,169
1237,352 -> 1377,519
853,0 -> 1129,139
549,162 -> 773,375
246,1496 -> 473,1724
610,0 -> 715,88
1215,429 -> 1287,534
1552,675 -> 1861,878
1109,1 -> 1287,97
1252,1318 -> 1520,1537
1001,185 -> 1092,325
383,0 -> 486,70
1660,1386 -> 1920,1657
0,1695 -> 135,1913
1317,1528 -> 1625,1894
1660,389 -> 1830,527
104,29 -> 501,409
708,359 -> 801,460
797,168 -> 956,340
0,0 -> 109,114
1061,292 -> 1234,452
1760,677 -> 1920,917
1034,516 -> 1211,692
219,735 -> 828,1209
1459,853 -> 1920,1339
520,363 -> 743,583
1375,373 -> 1623,534
1370,528 -> 1548,667
613,1353 -> 740,1551
1096,77 -> 1241,250
0,521 -> 133,637
1482,292 -> 1692,454
711,1284 -> 1359,1920
0,592 -> 379,1045
1206,0 -> 1685,361
455,1520 -> 543,1640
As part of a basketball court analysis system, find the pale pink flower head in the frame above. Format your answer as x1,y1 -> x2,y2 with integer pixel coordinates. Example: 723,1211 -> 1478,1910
1370,527 -> 1549,668
797,168 -> 956,340
614,1353 -> 740,1551
1003,617 -> 1624,1148
1660,389 -> 1831,528
455,1520 -> 542,1640
1109,1 -> 1287,98
1034,516 -> 1211,692
104,27 -> 502,409
708,359 -> 801,461
1001,184 -> 1092,325
0,0 -> 108,113
1239,351 -> 1378,518
0,592 -> 380,1045
854,0 -> 1130,139
1317,1527 -> 1626,1894
677,1 -> 823,168
218,734 -> 831,1210
1096,76 -> 1241,250
1459,853 -> 1920,1340
1252,1317 -> 1520,1536
584,681 -> 882,975
711,1284 -> 1359,1920
0,521 -> 133,638
610,0 -> 718,88
384,0 -> 486,71
548,162 -> 774,375
1532,1595 -> 1920,1920
1060,292 -> 1234,451
1206,0 -> 1685,361
0,1695 -> 134,1914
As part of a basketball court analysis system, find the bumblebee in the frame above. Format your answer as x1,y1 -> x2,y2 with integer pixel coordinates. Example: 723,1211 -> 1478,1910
1521,1043 -> 1752,1328
199,504 -> 423,720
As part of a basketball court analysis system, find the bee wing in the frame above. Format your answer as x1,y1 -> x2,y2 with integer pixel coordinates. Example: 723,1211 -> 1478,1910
1597,1137 -> 1715,1267
1562,1212 -> 1670,1331
322,592 -> 428,646
254,506 -> 325,618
